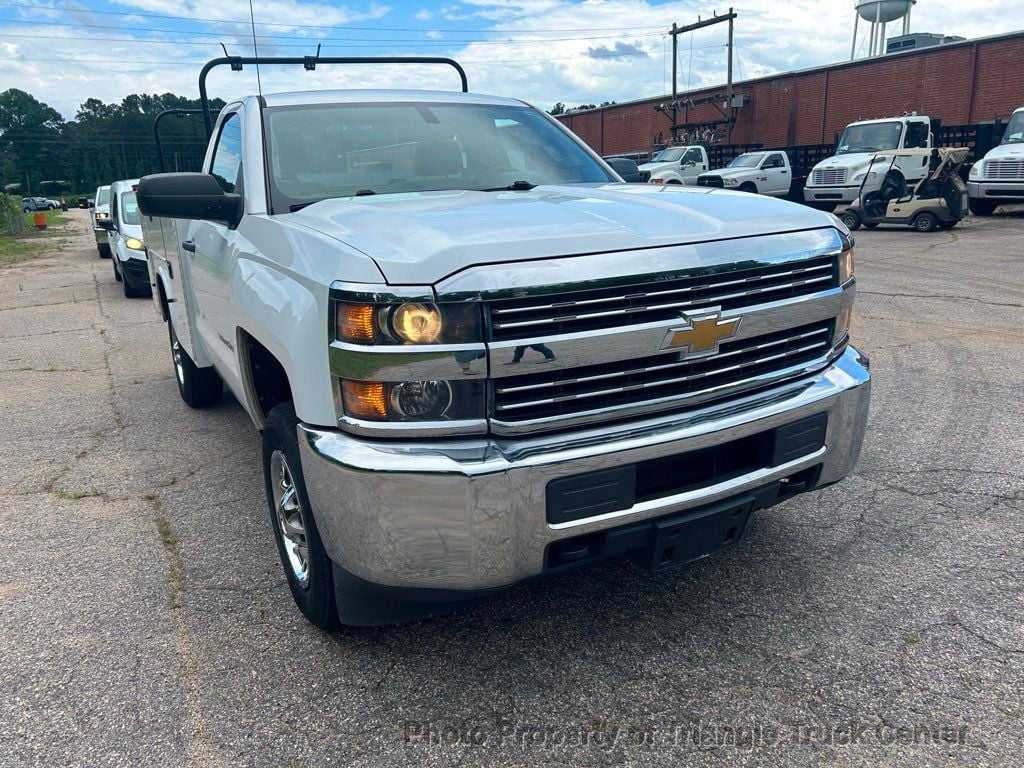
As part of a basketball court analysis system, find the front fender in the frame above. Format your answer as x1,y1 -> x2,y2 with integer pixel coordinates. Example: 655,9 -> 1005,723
229,257 -> 334,429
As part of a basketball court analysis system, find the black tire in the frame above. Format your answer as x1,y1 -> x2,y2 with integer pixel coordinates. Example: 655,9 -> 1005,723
168,322 -> 222,408
969,198 -> 998,217
913,212 -> 939,232
666,179 -> 683,185
863,222 -> 879,229
123,274 -> 145,298
940,220 -> 957,230
739,182 -> 757,194
98,242 -> 111,259
262,402 -> 339,631
112,255 -> 122,282
840,210 -> 861,231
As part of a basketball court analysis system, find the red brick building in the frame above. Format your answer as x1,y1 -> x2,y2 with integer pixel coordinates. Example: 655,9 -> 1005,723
557,30 -> 1024,155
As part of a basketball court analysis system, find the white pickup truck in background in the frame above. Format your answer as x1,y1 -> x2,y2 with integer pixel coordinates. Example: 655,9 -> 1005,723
638,145 -> 709,184
968,106 -> 1024,215
696,151 -> 793,197
137,55 -> 869,629
804,114 -> 934,208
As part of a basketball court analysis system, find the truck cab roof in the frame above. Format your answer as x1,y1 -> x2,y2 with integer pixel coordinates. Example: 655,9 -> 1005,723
256,89 -> 526,109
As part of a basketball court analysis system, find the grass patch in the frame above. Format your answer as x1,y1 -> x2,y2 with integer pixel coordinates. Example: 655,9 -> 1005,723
51,488 -> 103,500
0,210 -> 72,267
22,208 -> 68,228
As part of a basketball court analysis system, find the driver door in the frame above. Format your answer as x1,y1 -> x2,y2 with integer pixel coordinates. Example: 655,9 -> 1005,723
183,111 -> 245,385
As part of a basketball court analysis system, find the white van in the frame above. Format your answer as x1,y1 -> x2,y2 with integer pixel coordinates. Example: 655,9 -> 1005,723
967,107 -> 1024,215
93,185 -> 111,258
102,179 -> 150,298
805,115 -> 933,208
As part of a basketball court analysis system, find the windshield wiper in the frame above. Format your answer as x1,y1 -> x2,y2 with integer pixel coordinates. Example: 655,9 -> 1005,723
289,189 -> 377,212
481,180 -> 537,192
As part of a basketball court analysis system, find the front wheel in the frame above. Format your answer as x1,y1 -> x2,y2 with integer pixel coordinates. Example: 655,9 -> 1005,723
168,322 -> 222,407
968,198 -> 998,217
98,242 -> 111,259
840,210 -> 861,231
263,403 -> 339,630
913,212 -> 939,232
739,182 -> 758,194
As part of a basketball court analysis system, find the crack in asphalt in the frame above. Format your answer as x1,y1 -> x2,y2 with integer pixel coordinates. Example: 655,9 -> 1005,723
859,290 -> 1024,309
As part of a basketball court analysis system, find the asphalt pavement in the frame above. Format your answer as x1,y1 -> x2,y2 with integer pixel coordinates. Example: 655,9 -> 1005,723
1,207 -> 1022,767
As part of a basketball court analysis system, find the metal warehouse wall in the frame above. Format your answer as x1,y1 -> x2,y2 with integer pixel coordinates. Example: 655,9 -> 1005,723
557,31 -> 1024,154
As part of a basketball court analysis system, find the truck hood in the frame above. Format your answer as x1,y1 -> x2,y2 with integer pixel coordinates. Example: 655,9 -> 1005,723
983,143 -> 1024,160
637,161 -> 677,173
704,167 -> 757,179
810,152 -> 882,179
289,183 -> 834,285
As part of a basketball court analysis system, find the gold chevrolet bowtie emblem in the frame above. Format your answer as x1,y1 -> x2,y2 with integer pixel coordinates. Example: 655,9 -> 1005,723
662,312 -> 741,357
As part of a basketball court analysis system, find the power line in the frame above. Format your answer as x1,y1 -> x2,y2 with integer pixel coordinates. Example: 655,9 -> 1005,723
0,48 -> 671,67
0,16 -> 665,45
0,1 -> 667,33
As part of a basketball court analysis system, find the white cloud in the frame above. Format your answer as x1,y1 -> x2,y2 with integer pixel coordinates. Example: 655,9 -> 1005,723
7,0 -> 1024,120
414,8 -> 433,20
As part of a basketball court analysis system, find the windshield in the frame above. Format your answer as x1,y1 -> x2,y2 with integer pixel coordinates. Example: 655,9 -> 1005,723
727,153 -> 765,168
1002,112 -> 1024,144
120,192 -> 141,226
837,121 -> 903,154
96,187 -> 110,206
266,102 -> 614,211
651,147 -> 685,162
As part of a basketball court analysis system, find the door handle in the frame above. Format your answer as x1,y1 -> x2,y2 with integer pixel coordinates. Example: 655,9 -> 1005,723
181,241 -> 196,253
781,170 -> 789,174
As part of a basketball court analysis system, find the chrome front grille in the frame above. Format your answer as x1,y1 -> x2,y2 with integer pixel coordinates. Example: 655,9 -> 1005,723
697,175 -> 724,188
487,256 -> 837,341
811,168 -> 848,185
985,160 -> 1024,180
493,321 -> 836,424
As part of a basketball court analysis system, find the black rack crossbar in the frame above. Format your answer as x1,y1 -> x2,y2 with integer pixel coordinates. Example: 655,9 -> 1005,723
153,109 -> 219,172
198,56 -> 470,136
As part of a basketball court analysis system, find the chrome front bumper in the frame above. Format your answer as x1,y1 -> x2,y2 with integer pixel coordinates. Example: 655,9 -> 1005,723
804,185 -> 858,204
298,346 -> 871,592
968,180 -> 1024,199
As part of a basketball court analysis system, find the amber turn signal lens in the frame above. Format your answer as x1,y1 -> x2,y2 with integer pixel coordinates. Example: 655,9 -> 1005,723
337,303 -> 376,342
341,380 -> 387,420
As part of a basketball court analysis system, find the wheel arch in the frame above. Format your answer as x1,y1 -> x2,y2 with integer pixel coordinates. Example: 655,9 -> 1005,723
238,328 -> 295,431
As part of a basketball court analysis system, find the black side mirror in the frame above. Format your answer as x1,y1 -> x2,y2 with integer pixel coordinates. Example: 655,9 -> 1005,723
606,158 -> 642,183
137,172 -> 243,227
98,218 -> 114,231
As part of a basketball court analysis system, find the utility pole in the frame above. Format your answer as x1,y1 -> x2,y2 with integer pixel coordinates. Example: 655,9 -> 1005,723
666,9 -> 738,144
726,8 -> 734,143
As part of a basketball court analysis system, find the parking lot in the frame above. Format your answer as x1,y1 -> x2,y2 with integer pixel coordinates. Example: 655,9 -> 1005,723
1,207 -> 1022,766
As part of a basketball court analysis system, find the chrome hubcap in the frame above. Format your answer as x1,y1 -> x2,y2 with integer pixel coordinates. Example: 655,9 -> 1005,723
171,336 -> 185,386
270,450 -> 310,587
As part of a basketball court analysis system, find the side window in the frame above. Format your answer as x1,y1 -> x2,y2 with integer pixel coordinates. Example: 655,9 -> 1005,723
766,153 -> 785,168
684,149 -> 703,164
904,122 -> 929,148
210,112 -> 243,194
110,193 -> 119,226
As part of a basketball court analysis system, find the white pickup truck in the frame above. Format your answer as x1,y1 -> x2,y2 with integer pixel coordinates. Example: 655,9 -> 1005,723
696,151 -> 793,197
638,145 -> 709,184
805,115 -> 933,208
968,107 -> 1024,215
138,56 -> 870,628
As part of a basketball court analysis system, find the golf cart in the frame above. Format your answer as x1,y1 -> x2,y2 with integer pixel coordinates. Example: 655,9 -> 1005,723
838,147 -> 969,233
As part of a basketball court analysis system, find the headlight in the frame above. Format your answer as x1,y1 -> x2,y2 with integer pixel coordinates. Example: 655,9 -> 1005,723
389,303 -> 442,344
838,248 -> 854,284
651,178 -> 665,185
969,163 -> 981,178
723,177 -> 740,187
335,300 -> 479,345
125,237 -> 144,250
851,171 -> 878,183
340,379 -> 481,422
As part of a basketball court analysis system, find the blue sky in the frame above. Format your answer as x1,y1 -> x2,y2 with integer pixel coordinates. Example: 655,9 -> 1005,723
1,0 -> 1022,119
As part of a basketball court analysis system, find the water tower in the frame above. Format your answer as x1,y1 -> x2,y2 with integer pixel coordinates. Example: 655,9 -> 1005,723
851,0 -> 916,59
